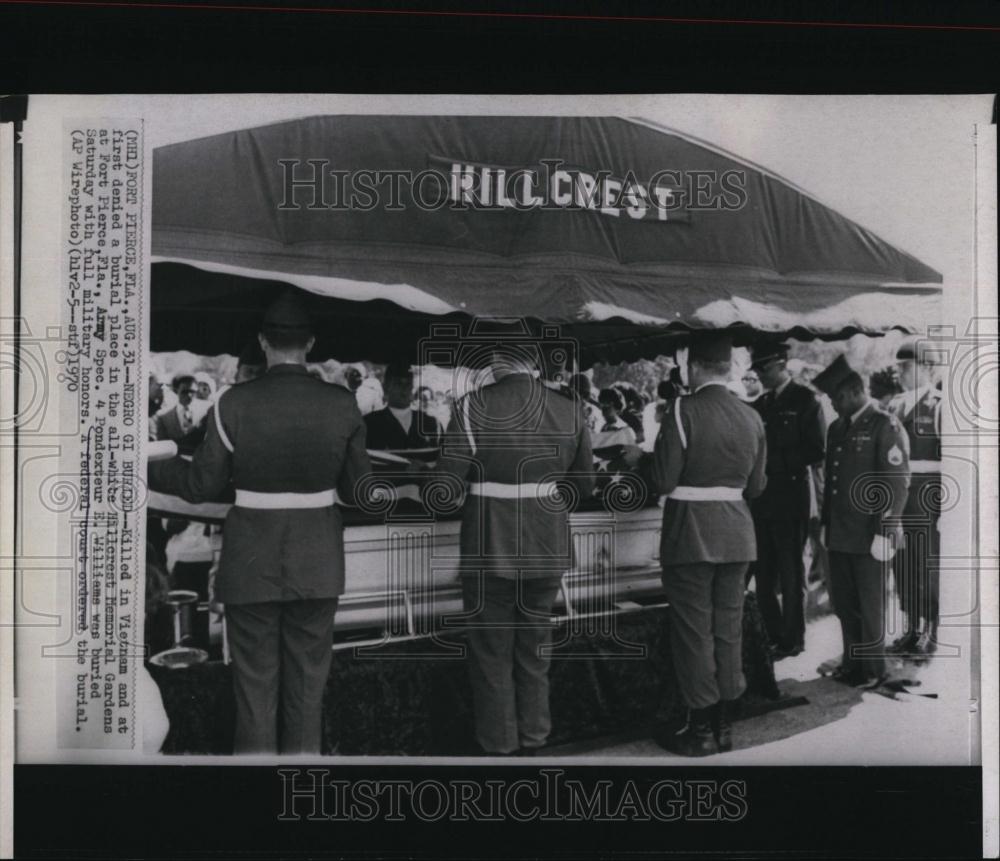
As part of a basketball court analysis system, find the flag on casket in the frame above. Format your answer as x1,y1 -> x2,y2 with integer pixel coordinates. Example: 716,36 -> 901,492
588,446 -> 656,512
365,447 -> 464,518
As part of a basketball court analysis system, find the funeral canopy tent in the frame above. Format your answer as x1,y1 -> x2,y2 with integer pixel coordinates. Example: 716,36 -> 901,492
151,115 -> 942,363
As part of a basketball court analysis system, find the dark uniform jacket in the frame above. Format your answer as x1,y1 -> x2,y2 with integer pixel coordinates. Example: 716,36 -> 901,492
890,387 -> 942,518
439,373 -> 594,578
150,363 -> 371,604
364,407 -> 442,451
653,383 -> 768,565
821,401 -> 910,554
751,379 -> 826,520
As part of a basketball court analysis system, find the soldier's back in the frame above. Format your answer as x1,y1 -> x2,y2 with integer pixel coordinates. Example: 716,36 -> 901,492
453,373 -> 593,575
219,365 -> 362,494
676,385 -> 765,489
660,385 -> 766,565
467,374 -> 587,481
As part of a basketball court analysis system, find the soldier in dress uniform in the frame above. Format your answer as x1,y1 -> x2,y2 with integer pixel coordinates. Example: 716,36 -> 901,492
652,332 -> 768,757
439,342 -> 594,756
748,341 -> 826,658
888,339 -> 943,657
150,291 -> 371,754
814,355 -> 910,686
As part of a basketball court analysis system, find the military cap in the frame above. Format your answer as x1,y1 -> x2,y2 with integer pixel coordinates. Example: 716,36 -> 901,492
750,340 -> 790,371
261,290 -> 312,335
812,354 -> 855,398
688,331 -> 733,363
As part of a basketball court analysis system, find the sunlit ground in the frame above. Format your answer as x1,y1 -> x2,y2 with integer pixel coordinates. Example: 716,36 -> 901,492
543,613 -> 975,765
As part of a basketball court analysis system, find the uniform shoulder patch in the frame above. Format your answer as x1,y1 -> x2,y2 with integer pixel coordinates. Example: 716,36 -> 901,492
887,444 -> 904,466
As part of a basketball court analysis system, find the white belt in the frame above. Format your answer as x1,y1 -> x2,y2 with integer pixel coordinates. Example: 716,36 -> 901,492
667,486 -> 744,501
468,481 -> 558,499
234,489 -> 339,509
909,460 -> 941,474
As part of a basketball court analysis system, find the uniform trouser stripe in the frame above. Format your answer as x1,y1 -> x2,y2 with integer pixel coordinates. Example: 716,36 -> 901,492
661,562 -> 748,709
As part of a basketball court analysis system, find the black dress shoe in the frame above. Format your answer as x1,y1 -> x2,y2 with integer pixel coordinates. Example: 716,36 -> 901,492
712,700 -> 736,753
655,707 -> 718,757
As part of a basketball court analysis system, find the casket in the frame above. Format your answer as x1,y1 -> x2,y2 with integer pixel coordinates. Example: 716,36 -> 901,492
147,494 -> 666,645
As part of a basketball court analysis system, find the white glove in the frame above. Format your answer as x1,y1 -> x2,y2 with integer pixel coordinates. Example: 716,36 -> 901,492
870,534 -> 897,562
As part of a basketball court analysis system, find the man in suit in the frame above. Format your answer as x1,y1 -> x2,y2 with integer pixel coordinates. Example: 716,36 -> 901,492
748,341 -> 826,658
150,291 -> 371,754
156,374 -> 198,440
815,355 -> 910,687
652,332 -> 768,757
365,362 -> 443,451
156,374 -> 208,454
888,339 -> 942,658
439,342 -> 594,756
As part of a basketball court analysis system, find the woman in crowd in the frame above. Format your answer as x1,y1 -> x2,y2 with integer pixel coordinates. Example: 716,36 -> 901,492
592,387 -> 638,451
